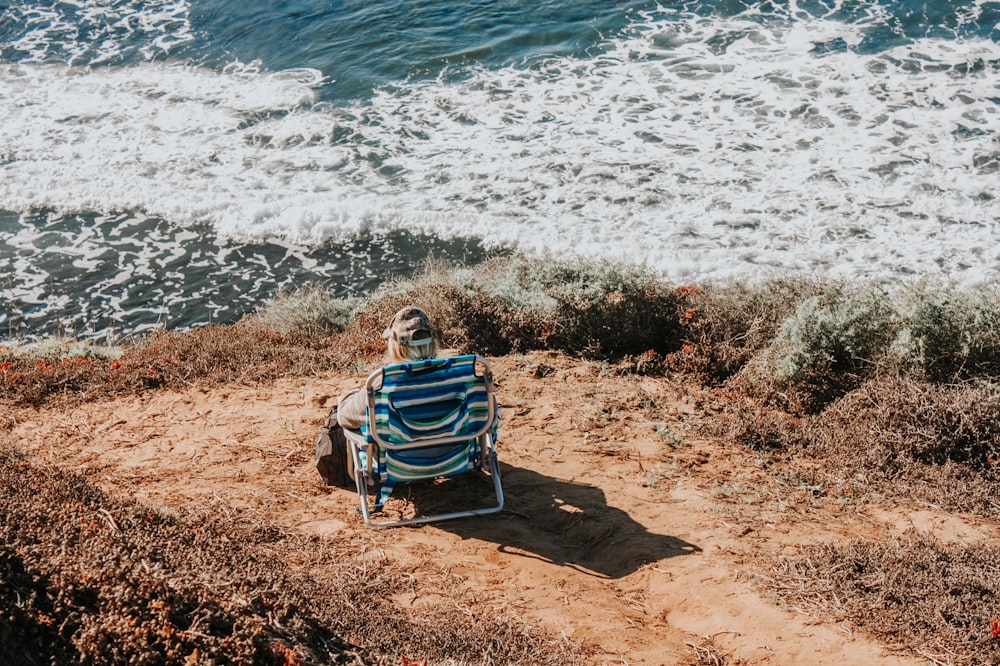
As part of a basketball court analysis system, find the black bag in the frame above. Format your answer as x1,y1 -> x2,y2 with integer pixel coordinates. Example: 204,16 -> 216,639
315,407 -> 353,487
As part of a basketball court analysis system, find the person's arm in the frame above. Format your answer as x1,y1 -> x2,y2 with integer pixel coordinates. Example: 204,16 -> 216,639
337,388 -> 368,431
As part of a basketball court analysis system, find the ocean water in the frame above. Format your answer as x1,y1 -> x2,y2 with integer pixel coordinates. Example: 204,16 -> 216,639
1,0 -> 998,342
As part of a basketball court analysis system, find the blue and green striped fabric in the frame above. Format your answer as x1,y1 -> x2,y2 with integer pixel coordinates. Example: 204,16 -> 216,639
361,355 -> 498,508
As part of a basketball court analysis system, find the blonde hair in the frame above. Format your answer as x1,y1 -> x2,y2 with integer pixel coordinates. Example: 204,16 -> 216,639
382,306 -> 438,363
386,336 -> 438,363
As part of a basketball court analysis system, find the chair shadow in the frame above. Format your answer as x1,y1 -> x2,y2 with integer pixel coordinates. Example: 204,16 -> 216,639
391,462 -> 701,579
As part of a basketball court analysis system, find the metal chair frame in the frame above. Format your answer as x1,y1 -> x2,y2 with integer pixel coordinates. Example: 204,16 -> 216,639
342,355 -> 504,527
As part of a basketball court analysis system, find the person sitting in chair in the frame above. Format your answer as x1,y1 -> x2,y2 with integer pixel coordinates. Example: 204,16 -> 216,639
337,305 -> 439,431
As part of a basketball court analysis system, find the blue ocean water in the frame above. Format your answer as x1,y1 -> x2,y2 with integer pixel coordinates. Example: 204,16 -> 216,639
1,0 -> 998,342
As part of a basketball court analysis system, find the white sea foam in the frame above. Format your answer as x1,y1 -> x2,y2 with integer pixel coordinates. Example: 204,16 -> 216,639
1,7 -> 998,287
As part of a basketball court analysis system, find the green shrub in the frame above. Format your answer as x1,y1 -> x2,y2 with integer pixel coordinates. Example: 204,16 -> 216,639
351,254 -> 686,360
726,285 -> 897,413
893,285 -> 1000,382
735,286 -> 897,412
674,277 -> 828,384
330,282 -> 541,359
252,284 -> 360,336
466,255 -> 687,357
545,284 -> 683,359
778,288 -> 896,382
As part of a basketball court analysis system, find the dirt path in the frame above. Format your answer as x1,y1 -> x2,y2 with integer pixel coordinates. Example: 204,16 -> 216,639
10,351 -> 985,664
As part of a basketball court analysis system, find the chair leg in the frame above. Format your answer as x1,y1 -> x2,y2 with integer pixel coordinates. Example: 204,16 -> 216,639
345,431 -> 386,525
477,433 -> 488,472
361,435 -> 504,528
347,439 -> 372,525
487,445 -> 504,514
345,427 -> 503,528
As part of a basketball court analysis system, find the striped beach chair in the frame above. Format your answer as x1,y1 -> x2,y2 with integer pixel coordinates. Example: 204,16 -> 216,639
342,355 -> 504,527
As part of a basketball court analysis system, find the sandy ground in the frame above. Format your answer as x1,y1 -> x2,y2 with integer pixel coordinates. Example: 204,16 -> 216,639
7,351 -> 996,664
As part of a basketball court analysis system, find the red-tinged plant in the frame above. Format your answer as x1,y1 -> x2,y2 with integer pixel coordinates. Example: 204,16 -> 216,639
675,285 -> 702,297
269,644 -> 303,666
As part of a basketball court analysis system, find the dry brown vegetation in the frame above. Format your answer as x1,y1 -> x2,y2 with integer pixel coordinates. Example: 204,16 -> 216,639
760,533 -> 1000,666
3,257 -> 1000,664
0,440 -> 578,666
